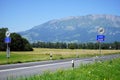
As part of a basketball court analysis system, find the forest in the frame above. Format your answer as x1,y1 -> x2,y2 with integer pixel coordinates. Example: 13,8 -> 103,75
32,41 -> 120,50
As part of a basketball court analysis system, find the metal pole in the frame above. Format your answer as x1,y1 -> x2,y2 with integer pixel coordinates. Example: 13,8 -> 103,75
7,43 -> 8,58
99,41 -> 102,61
99,42 -> 101,56
6,43 -> 10,59
6,43 -> 9,64
67,43 -> 68,49
50,53 -> 52,60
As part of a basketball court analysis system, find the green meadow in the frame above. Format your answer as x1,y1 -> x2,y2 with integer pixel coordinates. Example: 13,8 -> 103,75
0,48 -> 120,64
18,57 -> 120,80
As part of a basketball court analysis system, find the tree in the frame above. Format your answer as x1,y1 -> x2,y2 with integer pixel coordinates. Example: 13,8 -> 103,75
0,28 -> 8,51
10,33 -> 33,51
0,28 -> 33,51
68,43 -> 76,49
23,38 -> 33,51
113,41 -> 120,50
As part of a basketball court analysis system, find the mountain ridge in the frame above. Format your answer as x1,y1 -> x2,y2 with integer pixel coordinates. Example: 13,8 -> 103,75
19,14 -> 120,43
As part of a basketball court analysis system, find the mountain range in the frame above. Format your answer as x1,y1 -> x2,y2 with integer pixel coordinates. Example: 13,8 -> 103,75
19,14 -> 120,43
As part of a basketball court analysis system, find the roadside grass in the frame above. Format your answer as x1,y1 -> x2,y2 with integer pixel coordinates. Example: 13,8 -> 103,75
0,48 -> 120,64
18,58 -> 120,80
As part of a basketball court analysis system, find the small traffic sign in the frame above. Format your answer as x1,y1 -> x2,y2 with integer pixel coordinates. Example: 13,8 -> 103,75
5,31 -> 10,37
98,27 -> 105,34
97,35 -> 105,41
5,37 -> 11,43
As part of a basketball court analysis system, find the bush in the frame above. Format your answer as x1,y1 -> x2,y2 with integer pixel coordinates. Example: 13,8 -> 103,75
0,28 -> 33,51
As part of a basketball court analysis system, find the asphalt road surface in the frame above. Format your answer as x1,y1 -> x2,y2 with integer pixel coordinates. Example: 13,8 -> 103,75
0,54 -> 120,80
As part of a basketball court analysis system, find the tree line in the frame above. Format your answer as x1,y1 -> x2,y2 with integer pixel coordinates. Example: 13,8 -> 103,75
1,28 -> 120,51
32,41 -> 120,50
0,28 -> 33,51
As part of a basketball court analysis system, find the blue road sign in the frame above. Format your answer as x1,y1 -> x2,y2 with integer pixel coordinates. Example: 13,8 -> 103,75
5,37 -> 11,43
97,35 -> 105,41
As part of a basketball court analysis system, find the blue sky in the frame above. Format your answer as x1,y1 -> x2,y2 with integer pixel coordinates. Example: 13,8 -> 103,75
0,0 -> 120,32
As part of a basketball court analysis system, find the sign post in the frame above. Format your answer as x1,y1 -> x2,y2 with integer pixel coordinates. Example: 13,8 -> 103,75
5,31 -> 11,59
50,53 -> 52,60
97,27 -> 105,58
72,60 -> 74,70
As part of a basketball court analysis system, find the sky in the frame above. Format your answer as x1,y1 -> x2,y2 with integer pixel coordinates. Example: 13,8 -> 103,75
0,0 -> 120,32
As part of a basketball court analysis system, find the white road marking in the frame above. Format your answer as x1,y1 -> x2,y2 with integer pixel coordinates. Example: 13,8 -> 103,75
0,58 -> 93,73
0,61 -> 72,73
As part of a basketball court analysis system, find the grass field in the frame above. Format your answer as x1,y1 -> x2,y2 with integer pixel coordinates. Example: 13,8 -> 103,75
0,48 -> 120,64
17,57 -> 120,80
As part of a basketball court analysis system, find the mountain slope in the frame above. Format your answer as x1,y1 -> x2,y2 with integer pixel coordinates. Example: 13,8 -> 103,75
20,14 -> 120,43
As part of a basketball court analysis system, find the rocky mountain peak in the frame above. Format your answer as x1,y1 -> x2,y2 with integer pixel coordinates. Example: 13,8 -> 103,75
19,14 -> 120,43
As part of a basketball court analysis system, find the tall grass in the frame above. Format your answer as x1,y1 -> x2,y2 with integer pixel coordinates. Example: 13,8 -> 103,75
0,48 -> 120,64
18,58 -> 120,80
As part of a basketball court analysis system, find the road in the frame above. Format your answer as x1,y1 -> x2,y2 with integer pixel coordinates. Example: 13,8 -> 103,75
0,54 -> 120,80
